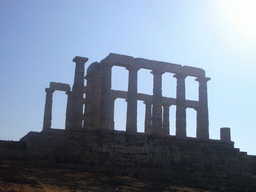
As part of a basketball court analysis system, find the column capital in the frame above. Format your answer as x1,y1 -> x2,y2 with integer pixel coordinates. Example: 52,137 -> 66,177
73,56 -> 88,64
65,90 -> 72,95
45,88 -> 54,94
195,77 -> 211,83
173,73 -> 187,79
126,65 -> 140,72
151,70 -> 164,75
143,101 -> 152,105
163,103 -> 171,107
111,95 -> 118,101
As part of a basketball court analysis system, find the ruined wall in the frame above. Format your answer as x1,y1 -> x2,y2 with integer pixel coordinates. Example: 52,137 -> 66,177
0,130 -> 254,191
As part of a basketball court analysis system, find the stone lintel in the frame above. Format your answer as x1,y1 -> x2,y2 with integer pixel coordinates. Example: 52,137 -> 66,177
162,97 -> 176,105
109,89 -> 199,109
135,58 -> 182,74
104,53 -> 135,67
102,53 -> 208,78
99,60 -> 113,68
182,66 -> 205,77
73,56 -> 89,63
186,100 -> 199,109
50,82 -> 70,92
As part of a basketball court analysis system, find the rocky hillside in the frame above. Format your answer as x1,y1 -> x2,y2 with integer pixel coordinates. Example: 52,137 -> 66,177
0,162 -> 208,192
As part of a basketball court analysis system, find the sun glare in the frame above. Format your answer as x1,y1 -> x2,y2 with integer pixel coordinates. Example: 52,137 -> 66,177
222,0 -> 256,41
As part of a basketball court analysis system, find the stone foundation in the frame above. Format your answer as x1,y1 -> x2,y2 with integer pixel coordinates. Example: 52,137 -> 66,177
1,129 -> 256,191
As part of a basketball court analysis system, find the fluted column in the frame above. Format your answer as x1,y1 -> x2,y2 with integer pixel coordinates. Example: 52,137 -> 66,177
144,101 -> 152,134
152,70 -> 163,135
196,77 -> 210,140
99,62 -> 112,130
43,88 -> 54,131
163,103 -> 171,135
126,66 -> 139,134
91,66 -> 103,129
174,73 -> 187,138
72,56 -> 88,129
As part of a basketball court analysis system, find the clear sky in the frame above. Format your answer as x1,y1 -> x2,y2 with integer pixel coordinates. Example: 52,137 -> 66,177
1,0 -> 256,155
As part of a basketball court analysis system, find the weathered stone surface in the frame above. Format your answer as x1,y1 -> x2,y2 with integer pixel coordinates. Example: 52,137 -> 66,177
49,82 -> 70,91
126,66 -> 139,134
151,70 -> 163,135
71,56 -> 88,129
42,88 -> 54,131
174,73 -> 187,138
104,53 -> 135,67
220,127 -> 231,142
33,53 -> 256,191
182,65 -> 205,77
0,129 -> 253,191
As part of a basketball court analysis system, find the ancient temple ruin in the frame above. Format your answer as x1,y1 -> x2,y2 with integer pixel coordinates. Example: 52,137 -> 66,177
37,53 -> 239,166
42,53 -> 230,141
4,53 -> 256,191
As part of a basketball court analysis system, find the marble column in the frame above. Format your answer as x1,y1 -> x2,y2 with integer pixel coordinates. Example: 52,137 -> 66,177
174,73 -> 187,138
65,90 -> 73,131
84,74 -> 93,128
163,103 -> 171,135
72,56 -> 88,129
99,62 -> 112,130
43,88 -> 54,131
196,77 -> 210,140
91,67 -> 103,129
144,101 -> 152,134
152,70 -> 163,135
126,66 -> 139,134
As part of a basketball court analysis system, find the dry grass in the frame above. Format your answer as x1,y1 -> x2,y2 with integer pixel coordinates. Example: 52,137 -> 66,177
0,164 -> 208,192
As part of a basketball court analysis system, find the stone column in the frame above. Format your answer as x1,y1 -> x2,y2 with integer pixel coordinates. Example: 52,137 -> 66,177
163,103 -> 171,135
99,62 -> 112,130
43,88 -> 54,131
152,70 -> 163,135
126,66 -> 139,134
84,74 -> 93,128
144,101 -> 152,134
71,56 -> 88,129
174,73 -> 187,138
196,77 -> 210,140
65,90 -> 73,130
91,67 -> 103,129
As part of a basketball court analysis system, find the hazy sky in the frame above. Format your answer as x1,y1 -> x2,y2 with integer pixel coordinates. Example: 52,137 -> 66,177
1,0 -> 256,155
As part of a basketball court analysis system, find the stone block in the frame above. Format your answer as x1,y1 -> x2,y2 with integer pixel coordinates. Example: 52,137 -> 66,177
73,56 -> 88,63
50,82 -> 70,91
104,53 -> 135,66
182,66 -> 205,77
220,127 -> 231,142
86,62 -> 99,76
160,61 -> 183,73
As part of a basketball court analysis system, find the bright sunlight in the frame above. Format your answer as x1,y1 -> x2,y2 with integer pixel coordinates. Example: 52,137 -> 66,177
222,0 -> 256,41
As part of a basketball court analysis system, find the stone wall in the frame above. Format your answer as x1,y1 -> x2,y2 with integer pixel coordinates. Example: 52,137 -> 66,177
1,129 -> 255,191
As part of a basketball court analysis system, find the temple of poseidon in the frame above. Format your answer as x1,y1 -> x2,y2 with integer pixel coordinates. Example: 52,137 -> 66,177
43,53 -> 227,140
1,53 -> 256,191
